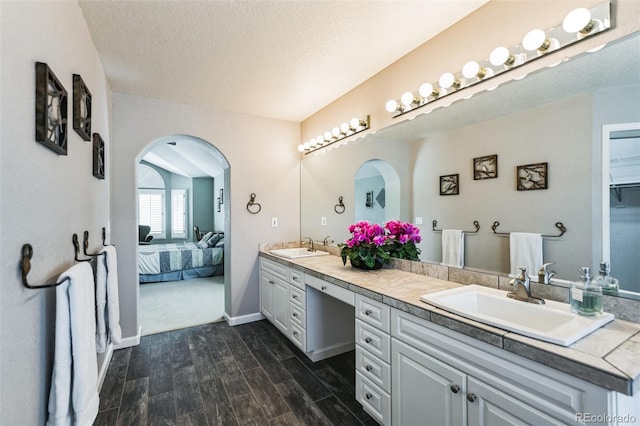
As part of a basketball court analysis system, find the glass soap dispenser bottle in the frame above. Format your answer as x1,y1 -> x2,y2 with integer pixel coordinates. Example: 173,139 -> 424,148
594,261 -> 619,295
570,267 -> 603,316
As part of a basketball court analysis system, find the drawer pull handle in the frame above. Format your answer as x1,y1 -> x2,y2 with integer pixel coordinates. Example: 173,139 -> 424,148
364,337 -> 372,344
293,331 -> 298,336
365,365 -> 373,372
450,385 -> 460,394
365,393 -> 373,400
293,276 -> 299,281
321,286 -> 327,290
268,280 -> 275,285
293,295 -> 299,299
364,309 -> 372,316
467,393 -> 477,403
292,312 -> 298,317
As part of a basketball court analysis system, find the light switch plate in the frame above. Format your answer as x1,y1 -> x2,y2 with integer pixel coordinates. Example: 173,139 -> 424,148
271,217 -> 278,228
321,217 -> 327,226
415,217 -> 423,225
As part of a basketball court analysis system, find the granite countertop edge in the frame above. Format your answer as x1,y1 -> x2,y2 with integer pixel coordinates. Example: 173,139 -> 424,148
259,251 -> 638,395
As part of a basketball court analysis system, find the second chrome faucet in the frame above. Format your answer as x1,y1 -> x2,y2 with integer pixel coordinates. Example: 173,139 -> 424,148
508,268 -> 545,304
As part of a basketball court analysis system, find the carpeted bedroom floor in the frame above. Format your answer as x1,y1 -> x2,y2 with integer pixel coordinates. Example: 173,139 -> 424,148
139,276 -> 225,336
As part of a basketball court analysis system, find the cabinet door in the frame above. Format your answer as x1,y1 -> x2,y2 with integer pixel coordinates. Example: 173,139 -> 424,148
392,339 -> 466,426
260,272 -> 275,321
272,279 -> 289,333
467,377 -> 562,426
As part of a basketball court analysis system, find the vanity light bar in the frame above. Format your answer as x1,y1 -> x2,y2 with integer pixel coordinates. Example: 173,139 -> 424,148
385,2 -> 611,118
298,115 -> 370,154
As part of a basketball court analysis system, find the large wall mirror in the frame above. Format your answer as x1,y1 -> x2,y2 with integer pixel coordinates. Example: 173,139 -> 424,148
301,31 -> 640,299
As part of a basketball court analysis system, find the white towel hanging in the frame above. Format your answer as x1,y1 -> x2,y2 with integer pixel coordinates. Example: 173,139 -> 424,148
509,232 -> 543,278
441,229 -> 464,268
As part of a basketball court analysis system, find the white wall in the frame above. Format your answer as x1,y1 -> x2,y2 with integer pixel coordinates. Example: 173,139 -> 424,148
111,93 -> 300,338
0,2 -> 112,424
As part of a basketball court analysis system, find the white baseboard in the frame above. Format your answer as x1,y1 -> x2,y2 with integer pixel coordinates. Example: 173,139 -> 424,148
308,341 -> 355,362
113,326 -> 142,349
97,344 -> 113,391
224,311 -> 265,326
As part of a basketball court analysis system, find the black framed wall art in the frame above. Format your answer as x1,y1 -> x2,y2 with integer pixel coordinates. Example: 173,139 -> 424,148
440,174 -> 459,195
72,74 -> 92,141
516,162 -> 548,190
473,154 -> 498,180
92,133 -> 105,179
35,62 -> 68,155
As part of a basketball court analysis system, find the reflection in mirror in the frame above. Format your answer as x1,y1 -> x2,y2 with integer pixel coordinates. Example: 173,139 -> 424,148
301,31 -> 640,299
603,123 -> 640,294
354,160 -> 400,224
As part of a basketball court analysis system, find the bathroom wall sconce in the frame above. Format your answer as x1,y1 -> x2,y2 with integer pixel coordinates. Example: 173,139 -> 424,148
385,2 -> 611,118
298,115 -> 370,154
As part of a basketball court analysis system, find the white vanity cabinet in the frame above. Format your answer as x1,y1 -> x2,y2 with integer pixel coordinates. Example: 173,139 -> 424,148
391,309 -> 612,426
259,258 -> 290,334
355,295 -> 392,425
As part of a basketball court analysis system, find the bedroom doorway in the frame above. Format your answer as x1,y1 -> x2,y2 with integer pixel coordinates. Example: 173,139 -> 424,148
136,135 -> 230,335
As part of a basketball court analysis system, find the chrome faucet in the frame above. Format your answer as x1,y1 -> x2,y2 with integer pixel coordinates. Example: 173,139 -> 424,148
303,237 -> 315,252
538,262 -> 556,284
508,267 -> 545,304
323,236 -> 334,246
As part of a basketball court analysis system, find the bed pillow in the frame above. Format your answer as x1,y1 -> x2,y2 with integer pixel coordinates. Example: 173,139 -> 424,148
198,231 -> 213,248
208,234 -> 223,248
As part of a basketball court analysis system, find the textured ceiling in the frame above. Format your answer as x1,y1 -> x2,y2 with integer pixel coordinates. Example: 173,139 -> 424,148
79,0 -> 487,122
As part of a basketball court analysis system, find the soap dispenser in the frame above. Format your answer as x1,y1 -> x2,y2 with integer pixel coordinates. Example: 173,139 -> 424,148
594,261 -> 619,296
570,267 -> 603,316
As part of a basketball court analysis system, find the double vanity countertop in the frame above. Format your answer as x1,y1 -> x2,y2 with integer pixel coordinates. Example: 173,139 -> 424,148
259,251 -> 640,396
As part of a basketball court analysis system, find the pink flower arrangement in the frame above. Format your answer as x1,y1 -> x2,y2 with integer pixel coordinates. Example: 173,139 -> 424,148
340,220 -> 422,268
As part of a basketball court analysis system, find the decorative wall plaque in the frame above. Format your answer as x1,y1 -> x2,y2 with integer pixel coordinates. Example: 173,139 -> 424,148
517,162 -> 548,190
35,62 -> 68,154
72,74 -> 92,141
440,174 -> 459,195
93,133 -> 105,179
473,154 -> 498,180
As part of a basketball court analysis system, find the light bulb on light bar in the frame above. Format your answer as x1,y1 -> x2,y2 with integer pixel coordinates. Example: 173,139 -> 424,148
490,47 -> 517,67
349,117 -> 360,129
419,83 -> 439,99
439,73 -> 464,90
324,131 -> 332,142
299,115 -> 370,153
563,8 -> 596,34
401,91 -> 419,108
522,29 -> 558,53
462,61 -> 492,79
297,144 -> 305,152
310,138 -> 318,147
340,122 -> 349,134
303,141 -> 311,150
386,99 -> 402,113
332,127 -> 340,138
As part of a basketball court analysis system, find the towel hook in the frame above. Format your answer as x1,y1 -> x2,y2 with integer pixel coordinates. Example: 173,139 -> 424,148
72,234 -> 92,262
334,196 -> 346,214
492,221 -> 567,237
246,193 -> 261,214
20,244 -> 71,289
432,220 -> 480,233
83,231 -> 107,257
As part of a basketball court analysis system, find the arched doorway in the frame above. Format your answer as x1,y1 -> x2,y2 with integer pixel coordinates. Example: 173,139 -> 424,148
135,135 -> 231,335
354,159 -> 401,224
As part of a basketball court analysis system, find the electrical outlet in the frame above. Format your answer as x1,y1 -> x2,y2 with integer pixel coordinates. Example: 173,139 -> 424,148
321,217 -> 327,226
415,217 -> 423,225
271,217 -> 278,228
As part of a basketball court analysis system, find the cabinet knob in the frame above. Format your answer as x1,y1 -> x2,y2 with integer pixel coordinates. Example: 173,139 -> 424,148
292,313 -> 298,317
364,337 -> 372,344
293,295 -> 298,299
365,365 -> 373,372
293,276 -> 298,281
268,280 -> 274,285
467,393 -> 477,403
450,384 -> 460,394
364,309 -> 372,316
293,331 -> 298,336
365,393 -> 373,400
321,286 -> 327,290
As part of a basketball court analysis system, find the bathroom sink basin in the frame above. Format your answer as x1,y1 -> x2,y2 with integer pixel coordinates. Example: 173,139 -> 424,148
270,248 -> 330,259
420,285 -> 614,346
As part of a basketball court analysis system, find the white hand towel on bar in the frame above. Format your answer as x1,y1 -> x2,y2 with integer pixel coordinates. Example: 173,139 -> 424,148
509,232 -> 543,278
47,262 -> 99,426
95,245 -> 121,353
441,229 -> 464,268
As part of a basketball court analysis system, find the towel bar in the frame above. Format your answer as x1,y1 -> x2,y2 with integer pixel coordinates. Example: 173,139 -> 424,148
432,220 -> 480,234
83,231 -> 107,257
20,243 -> 71,289
491,221 -> 567,237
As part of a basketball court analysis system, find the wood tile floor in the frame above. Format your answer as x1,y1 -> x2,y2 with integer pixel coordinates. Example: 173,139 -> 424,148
94,319 -> 376,426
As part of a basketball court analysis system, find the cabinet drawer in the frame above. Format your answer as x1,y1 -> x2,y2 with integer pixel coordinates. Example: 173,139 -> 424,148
289,285 -> 306,309
289,303 -> 305,328
356,347 -> 391,393
355,295 -> 390,333
356,319 -> 390,363
305,274 -> 354,306
261,257 -> 289,282
356,372 -> 391,426
290,323 -> 306,351
289,269 -> 305,289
